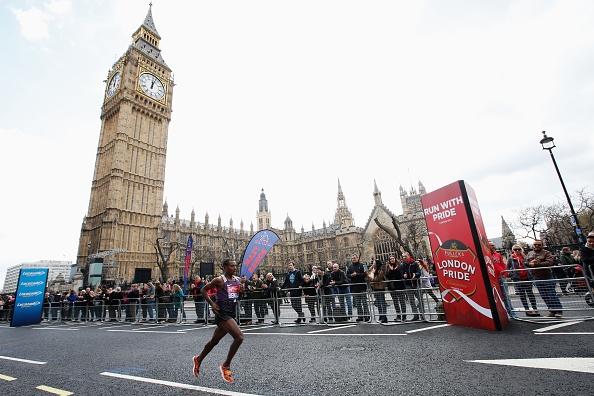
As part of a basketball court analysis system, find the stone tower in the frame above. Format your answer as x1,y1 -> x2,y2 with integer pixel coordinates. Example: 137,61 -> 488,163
333,179 -> 354,228
257,188 -> 271,231
77,5 -> 174,283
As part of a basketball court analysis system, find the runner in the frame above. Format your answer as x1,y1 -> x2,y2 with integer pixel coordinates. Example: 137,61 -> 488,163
193,259 -> 244,383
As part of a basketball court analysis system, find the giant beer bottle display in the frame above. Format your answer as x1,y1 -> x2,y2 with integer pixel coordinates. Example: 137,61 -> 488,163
421,181 -> 508,331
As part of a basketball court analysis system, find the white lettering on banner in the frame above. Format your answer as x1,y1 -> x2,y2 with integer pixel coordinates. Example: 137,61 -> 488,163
436,259 -> 476,282
424,196 -> 464,222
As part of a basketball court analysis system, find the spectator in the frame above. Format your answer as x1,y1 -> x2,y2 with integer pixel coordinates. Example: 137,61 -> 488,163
126,284 -> 140,322
506,245 -> 539,317
559,247 -> 577,294
315,266 -> 333,323
347,254 -> 370,322
248,273 -> 266,324
400,252 -> 422,321
419,259 -> 440,320
489,241 -> 513,317
109,287 -> 124,322
368,259 -> 387,323
386,255 -> 406,322
281,262 -> 305,324
329,263 -> 349,321
191,276 -> 206,324
526,240 -> 563,318
93,288 -> 104,321
144,281 -> 156,322
155,281 -> 166,323
67,290 -> 78,321
302,273 -> 317,323
239,275 -> 253,325
579,232 -> 594,283
172,283 -> 186,322
262,273 -> 280,324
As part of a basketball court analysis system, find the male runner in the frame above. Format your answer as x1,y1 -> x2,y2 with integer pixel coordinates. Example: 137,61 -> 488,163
193,259 -> 244,383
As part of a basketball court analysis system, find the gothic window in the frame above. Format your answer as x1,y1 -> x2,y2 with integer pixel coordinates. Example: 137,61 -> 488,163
180,235 -> 186,244
195,236 -> 201,246
307,243 -> 313,251
342,238 -> 349,248
164,234 -> 170,242
330,240 -> 337,248
372,228 -> 400,263
317,241 -> 324,249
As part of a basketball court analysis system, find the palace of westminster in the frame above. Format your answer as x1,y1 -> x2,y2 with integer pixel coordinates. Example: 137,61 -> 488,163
75,6 -> 431,285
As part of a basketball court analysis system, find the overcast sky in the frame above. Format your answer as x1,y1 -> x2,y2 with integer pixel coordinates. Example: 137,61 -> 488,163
1,0 -> 593,288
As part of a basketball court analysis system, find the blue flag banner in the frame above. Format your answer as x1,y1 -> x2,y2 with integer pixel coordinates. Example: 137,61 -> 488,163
240,230 -> 280,278
183,235 -> 193,293
11,268 -> 48,327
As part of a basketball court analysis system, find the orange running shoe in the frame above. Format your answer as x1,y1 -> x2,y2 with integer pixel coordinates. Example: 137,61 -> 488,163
220,364 -> 233,383
192,356 -> 201,377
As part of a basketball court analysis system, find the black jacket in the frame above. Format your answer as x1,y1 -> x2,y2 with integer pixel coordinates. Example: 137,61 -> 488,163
347,262 -> 367,292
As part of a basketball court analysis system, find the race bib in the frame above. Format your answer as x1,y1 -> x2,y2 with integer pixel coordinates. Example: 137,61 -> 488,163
227,284 -> 240,300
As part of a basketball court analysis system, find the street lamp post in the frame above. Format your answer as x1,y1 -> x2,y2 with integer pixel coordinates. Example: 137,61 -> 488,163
539,131 -> 584,243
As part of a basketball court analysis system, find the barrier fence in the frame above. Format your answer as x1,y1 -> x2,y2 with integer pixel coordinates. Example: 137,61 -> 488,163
2,267 -> 592,325
502,263 -> 594,320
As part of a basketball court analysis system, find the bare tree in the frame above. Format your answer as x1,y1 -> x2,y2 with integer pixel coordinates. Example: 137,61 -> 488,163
576,188 -> 594,235
373,215 -> 413,255
149,237 -> 182,282
512,204 -> 548,241
221,235 -> 246,263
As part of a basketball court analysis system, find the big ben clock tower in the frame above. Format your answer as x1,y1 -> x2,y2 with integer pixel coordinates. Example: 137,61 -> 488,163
77,4 -> 173,284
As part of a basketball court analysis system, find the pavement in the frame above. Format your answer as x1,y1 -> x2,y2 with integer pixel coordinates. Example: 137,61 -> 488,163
0,317 -> 593,396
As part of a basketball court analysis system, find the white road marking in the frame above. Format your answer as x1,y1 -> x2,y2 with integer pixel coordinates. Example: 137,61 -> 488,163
535,332 -> 594,335
533,321 -> 583,332
33,327 -> 79,331
100,372 -> 262,395
0,374 -> 17,381
241,325 -> 277,332
468,358 -> 594,374
36,385 -> 73,395
246,332 -> 406,336
0,355 -> 46,365
406,324 -> 450,333
106,329 -> 184,334
308,325 -> 357,333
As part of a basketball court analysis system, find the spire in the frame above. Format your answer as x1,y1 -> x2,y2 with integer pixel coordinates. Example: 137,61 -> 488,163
162,198 -> 169,217
418,180 -> 426,195
373,179 -> 382,205
259,188 -> 268,212
334,177 -> 354,228
142,3 -> 160,38
131,3 -> 167,66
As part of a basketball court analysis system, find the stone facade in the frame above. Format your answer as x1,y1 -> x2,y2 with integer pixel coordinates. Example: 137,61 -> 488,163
75,6 -> 430,286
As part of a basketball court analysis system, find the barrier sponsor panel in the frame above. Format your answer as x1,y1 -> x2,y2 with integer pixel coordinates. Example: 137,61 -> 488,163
11,268 -> 48,327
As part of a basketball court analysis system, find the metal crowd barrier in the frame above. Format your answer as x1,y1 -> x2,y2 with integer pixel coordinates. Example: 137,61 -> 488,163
502,264 -> 594,320
6,275 -> 450,327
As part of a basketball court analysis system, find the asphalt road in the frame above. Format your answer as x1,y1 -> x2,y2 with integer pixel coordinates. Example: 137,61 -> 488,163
0,317 -> 593,396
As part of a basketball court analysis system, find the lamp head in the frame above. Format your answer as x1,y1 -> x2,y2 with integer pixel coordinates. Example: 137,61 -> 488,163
540,131 -> 556,151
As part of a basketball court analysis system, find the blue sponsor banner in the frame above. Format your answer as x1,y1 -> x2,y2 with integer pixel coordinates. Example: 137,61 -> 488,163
240,230 -> 280,278
11,268 -> 48,327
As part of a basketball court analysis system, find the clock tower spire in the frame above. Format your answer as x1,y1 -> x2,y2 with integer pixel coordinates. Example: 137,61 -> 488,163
77,4 -> 174,284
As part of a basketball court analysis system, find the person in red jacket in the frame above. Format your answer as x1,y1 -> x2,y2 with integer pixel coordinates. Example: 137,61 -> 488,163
489,241 -> 513,318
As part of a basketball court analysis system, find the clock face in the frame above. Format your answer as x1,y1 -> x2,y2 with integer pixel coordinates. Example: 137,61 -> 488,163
139,73 -> 165,100
107,71 -> 121,97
